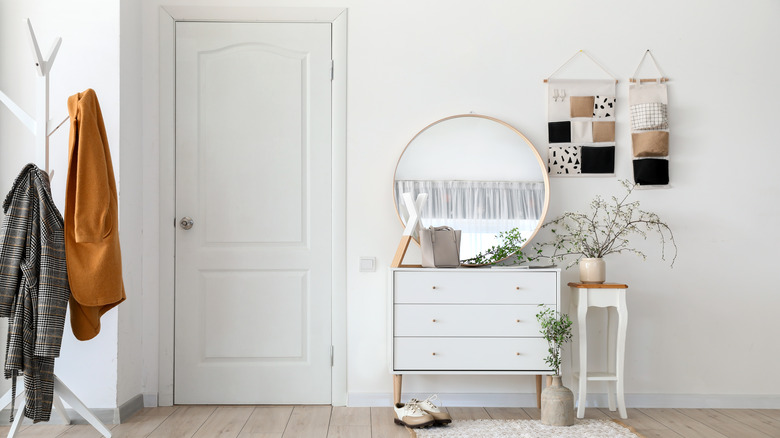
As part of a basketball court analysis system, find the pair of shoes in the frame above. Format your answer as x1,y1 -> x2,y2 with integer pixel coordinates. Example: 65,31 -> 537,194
394,394 -> 452,428
409,395 -> 452,425
393,402 -> 434,428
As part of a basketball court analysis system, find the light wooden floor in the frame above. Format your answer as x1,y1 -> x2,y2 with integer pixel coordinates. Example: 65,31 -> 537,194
1,406 -> 779,437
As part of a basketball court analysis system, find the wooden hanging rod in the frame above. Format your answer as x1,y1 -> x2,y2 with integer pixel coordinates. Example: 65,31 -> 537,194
630,78 -> 669,83
544,79 -> 618,84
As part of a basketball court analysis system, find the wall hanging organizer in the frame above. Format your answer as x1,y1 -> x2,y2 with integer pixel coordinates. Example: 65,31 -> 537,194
629,50 -> 670,186
0,19 -> 113,438
545,50 -> 618,176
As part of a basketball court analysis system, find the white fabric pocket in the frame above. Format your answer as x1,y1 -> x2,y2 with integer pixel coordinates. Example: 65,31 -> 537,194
630,102 -> 668,131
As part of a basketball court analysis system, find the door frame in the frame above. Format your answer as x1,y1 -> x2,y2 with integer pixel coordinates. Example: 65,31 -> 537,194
157,6 -> 347,406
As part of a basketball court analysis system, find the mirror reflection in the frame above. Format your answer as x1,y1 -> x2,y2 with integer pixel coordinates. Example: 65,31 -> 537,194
393,115 -> 549,262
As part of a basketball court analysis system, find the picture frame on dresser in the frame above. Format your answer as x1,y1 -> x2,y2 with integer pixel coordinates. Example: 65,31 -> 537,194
388,267 -> 561,408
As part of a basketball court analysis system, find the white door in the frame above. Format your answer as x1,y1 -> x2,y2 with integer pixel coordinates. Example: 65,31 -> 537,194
174,21 -> 333,404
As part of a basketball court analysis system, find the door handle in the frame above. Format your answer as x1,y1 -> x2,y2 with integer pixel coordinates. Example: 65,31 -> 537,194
179,217 -> 194,230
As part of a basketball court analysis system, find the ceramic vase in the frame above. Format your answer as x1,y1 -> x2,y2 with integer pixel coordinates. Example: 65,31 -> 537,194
541,375 -> 574,426
579,257 -> 606,284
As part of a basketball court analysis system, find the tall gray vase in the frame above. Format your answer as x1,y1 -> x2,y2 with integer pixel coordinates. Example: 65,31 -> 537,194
541,375 -> 574,426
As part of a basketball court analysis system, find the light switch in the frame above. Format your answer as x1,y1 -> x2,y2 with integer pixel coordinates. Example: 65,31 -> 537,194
359,256 -> 376,272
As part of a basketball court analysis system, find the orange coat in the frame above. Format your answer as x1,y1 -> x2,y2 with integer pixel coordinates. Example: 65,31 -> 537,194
65,89 -> 126,341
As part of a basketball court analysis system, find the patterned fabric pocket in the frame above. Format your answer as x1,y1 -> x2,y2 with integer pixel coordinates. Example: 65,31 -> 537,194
631,131 -> 668,157
630,102 -> 668,130
548,146 -> 581,174
593,96 -> 615,118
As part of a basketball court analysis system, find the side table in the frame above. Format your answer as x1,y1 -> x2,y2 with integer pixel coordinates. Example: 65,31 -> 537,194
568,282 -> 628,419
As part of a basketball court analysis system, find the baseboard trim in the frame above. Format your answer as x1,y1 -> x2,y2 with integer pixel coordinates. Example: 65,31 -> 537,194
0,393 -> 144,426
119,393 -> 144,422
347,392 -> 780,409
143,392 -> 158,407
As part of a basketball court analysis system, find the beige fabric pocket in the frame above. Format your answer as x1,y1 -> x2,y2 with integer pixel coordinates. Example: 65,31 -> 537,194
592,121 -> 615,142
570,96 -> 595,118
632,131 -> 669,157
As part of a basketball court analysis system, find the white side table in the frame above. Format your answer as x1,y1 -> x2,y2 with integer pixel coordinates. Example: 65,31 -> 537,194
569,282 -> 628,419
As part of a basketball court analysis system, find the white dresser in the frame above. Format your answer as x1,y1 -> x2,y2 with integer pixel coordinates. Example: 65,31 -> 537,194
389,267 -> 561,406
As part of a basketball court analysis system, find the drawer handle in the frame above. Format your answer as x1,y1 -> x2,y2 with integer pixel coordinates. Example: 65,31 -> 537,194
432,352 -> 436,356
432,319 -> 437,323
516,352 -> 521,356
515,286 -> 520,290
516,319 -> 521,323
431,286 -> 437,290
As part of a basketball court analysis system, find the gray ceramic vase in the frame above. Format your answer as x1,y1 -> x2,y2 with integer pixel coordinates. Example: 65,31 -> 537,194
541,375 -> 575,426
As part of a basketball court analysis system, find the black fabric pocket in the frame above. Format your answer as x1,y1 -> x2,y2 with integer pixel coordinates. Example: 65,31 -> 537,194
633,159 -> 669,185
581,146 -> 615,174
548,121 -> 571,143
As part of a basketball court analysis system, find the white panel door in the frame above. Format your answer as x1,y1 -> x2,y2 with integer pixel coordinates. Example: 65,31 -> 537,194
174,21 -> 332,404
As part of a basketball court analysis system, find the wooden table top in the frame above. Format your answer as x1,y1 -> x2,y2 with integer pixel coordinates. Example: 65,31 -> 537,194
568,282 -> 628,289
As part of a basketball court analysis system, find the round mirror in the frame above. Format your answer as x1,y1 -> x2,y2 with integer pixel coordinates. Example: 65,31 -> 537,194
393,114 -> 549,263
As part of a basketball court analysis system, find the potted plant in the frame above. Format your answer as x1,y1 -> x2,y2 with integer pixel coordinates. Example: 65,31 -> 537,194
531,180 -> 677,283
536,305 -> 574,426
460,227 -> 526,266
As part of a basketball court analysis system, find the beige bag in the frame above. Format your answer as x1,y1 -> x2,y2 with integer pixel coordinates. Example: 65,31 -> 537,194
420,226 -> 461,268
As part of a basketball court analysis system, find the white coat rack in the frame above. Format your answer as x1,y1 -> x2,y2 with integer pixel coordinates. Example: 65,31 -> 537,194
0,19 -> 112,438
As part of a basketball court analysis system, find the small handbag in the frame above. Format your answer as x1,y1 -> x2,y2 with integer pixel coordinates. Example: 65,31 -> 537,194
420,226 -> 461,268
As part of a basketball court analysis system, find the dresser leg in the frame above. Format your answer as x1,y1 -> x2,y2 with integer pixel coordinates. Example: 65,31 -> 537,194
393,375 -> 402,405
535,375 -> 542,408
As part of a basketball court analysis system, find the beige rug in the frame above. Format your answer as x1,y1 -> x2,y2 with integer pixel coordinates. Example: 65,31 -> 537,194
410,419 -> 643,438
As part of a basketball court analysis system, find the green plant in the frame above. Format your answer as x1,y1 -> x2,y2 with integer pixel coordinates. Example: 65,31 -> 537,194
536,305 -> 573,375
460,227 -> 526,265
531,180 -> 677,268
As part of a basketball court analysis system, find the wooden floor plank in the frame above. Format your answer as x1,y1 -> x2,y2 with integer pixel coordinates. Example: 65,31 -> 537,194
757,409 -> 780,421
601,408 -> 683,437
237,406 -> 293,438
327,407 -> 372,438
717,409 -> 780,437
677,409 -> 771,438
56,424 -> 117,437
640,408 -> 729,438
109,406 -> 179,438
15,425 -> 71,437
484,407 -> 531,420
445,407 -> 490,420
147,405 -> 216,438
192,406 -> 254,438
282,406 -> 331,438
368,407 -> 408,438
522,407 -> 541,420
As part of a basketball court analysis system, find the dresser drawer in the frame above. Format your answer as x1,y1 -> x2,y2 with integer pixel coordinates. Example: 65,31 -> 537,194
393,337 -> 549,371
394,304 -> 550,337
394,271 -> 557,304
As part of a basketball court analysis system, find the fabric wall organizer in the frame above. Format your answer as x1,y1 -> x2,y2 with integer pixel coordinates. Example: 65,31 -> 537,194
545,51 -> 618,176
629,50 -> 670,186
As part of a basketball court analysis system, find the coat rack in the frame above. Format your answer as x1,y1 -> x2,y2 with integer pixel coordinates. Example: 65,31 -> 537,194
0,19 -> 112,438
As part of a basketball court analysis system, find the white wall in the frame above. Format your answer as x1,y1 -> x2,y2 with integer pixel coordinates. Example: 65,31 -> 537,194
4,0 -> 775,410
0,0 -> 130,410
136,0 -> 780,407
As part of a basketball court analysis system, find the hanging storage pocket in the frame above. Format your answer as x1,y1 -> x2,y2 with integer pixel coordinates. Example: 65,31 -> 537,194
630,102 -> 668,131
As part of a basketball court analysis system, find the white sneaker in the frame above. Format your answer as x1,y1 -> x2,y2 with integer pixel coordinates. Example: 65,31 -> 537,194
393,402 -> 434,428
409,395 -> 452,425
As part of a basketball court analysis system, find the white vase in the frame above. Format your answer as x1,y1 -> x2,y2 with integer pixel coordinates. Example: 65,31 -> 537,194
579,258 -> 605,284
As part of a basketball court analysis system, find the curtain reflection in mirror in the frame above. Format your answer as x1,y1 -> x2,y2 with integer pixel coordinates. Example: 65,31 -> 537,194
395,180 -> 545,260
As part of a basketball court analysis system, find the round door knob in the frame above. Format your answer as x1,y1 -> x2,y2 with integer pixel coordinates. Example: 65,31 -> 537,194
516,286 -> 520,290
432,352 -> 436,356
431,286 -> 437,290
516,352 -> 520,356
179,217 -> 194,230
516,319 -> 520,323
432,319 -> 437,323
